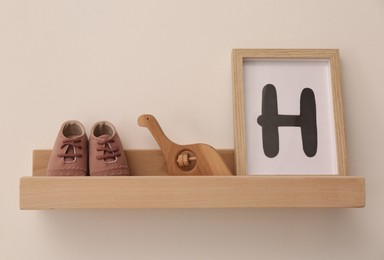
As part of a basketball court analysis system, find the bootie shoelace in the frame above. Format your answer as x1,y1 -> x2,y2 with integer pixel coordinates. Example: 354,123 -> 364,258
96,138 -> 121,162
58,137 -> 83,162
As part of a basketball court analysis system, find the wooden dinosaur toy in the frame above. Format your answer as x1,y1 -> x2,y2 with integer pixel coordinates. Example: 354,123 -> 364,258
138,114 -> 232,176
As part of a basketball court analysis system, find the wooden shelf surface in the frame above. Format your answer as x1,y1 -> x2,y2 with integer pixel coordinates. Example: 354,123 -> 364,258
31,149 -> 236,177
20,175 -> 364,209
19,150 -> 365,209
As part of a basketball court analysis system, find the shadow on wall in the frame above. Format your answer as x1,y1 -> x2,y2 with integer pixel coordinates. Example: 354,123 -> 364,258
34,208 -> 364,259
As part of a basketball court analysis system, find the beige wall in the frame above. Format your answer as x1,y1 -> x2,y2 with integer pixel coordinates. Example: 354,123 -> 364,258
1,0 -> 383,259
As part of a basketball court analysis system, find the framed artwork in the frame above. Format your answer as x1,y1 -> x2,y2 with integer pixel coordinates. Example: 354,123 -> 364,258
232,49 -> 347,176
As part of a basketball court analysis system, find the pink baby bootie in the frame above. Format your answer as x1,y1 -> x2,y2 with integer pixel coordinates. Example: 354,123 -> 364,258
89,121 -> 130,176
47,120 -> 88,176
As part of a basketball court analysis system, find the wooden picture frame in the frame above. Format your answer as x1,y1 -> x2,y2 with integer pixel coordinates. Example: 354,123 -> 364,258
232,49 -> 347,176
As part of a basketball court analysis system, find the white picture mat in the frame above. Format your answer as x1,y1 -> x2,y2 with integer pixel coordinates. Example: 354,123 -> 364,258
244,59 -> 338,175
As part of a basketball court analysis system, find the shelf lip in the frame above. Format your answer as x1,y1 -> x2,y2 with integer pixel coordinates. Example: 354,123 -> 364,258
20,176 -> 365,209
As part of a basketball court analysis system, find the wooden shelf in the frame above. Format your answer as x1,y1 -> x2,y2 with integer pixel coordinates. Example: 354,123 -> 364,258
19,150 -> 365,209
20,175 -> 364,209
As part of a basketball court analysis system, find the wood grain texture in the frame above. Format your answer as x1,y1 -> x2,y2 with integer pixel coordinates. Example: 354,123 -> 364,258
328,51 -> 348,176
231,49 -> 348,176
137,114 -> 232,176
32,150 -> 235,176
24,149 -> 365,209
20,176 -> 365,209
232,50 -> 247,175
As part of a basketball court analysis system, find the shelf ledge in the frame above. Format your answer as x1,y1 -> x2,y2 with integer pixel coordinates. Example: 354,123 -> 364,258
20,175 -> 365,209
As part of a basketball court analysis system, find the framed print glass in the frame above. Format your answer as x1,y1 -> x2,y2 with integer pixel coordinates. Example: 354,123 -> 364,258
232,49 -> 347,176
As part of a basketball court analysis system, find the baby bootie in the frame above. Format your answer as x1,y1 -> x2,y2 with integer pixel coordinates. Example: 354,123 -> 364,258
47,120 -> 88,176
89,121 -> 130,176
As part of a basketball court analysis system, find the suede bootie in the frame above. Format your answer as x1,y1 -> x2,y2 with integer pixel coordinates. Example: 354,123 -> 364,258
89,121 -> 130,176
47,120 -> 88,176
